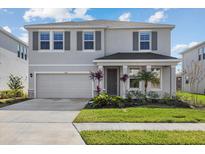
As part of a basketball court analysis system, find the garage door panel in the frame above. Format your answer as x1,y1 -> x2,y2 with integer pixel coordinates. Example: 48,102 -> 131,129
36,74 -> 92,98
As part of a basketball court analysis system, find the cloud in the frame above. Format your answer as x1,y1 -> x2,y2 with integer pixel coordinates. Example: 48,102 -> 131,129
23,8 -> 93,22
18,27 -> 28,43
148,10 -> 167,23
3,26 -> 12,33
118,12 -> 131,21
172,42 -> 200,54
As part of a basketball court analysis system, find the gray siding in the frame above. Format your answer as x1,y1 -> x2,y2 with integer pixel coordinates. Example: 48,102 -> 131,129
182,44 -> 205,94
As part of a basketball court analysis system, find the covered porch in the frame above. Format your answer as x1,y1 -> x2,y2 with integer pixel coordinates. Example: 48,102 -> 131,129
93,52 -> 180,97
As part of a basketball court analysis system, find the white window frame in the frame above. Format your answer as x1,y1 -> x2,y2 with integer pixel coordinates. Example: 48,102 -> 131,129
83,30 -> 95,52
53,31 -> 64,51
17,44 -> 20,58
150,67 -> 162,91
39,31 -> 51,51
128,67 -> 142,90
139,31 -> 152,52
198,48 -> 203,61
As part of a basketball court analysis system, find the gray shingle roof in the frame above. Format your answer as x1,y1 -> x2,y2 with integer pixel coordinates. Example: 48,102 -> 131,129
25,20 -> 175,29
95,52 -> 178,60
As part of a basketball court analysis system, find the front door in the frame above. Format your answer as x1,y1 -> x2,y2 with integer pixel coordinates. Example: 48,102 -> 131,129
107,68 -> 118,95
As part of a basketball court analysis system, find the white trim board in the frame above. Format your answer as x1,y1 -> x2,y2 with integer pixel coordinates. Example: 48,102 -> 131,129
29,64 -> 96,67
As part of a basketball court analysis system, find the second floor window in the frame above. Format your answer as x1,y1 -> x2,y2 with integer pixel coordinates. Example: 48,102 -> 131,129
17,44 -> 20,58
40,32 -> 50,50
54,32 -> 63,50
198,48 -> 203,61
140,32 -> 151,50
21,45 -> 24,59
84,32 -> 94,50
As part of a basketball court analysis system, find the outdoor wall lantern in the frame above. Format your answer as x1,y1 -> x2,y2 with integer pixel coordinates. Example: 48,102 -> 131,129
30,73 -> 33,78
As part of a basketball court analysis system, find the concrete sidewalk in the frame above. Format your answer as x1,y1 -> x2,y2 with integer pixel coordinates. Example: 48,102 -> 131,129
74,123 -> 205,131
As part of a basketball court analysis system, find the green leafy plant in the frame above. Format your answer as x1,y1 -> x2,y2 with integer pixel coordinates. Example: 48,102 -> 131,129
147,91 -> 160,99
0,89 -> 24,99
134,70 -> 160,97
126,90 -> 145,99
7,74 -> 24,90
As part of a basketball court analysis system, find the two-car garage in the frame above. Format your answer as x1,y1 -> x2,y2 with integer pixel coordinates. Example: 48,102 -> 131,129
35,73 -> 92,98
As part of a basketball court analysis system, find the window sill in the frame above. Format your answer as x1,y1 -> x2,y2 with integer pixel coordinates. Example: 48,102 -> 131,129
83,50 -> 96,52
38,50 -> 64,53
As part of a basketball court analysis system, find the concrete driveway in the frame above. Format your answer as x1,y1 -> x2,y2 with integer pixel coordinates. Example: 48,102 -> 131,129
0,99 -> 88,145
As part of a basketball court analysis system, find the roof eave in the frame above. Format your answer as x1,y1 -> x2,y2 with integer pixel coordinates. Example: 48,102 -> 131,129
93,59 -> 181,63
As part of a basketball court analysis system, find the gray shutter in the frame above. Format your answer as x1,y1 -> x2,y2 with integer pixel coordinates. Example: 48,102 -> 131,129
33,31 -> 38,50
77,31 -> 82,50
64,31 -> 70,50
95,31 -> 101,50
152,31 -> 158,50
133,32 -> 139,51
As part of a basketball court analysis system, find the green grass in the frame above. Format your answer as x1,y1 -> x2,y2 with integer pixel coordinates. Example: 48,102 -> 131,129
80,130 -> 205,145
74,107 -> 205,123
177,91 -> 205,106
0,97 -> 28,108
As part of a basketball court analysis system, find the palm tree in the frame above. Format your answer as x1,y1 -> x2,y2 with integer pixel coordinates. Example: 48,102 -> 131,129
134,70 -> 160,97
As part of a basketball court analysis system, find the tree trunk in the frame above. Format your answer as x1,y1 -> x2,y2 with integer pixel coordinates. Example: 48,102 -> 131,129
144,81 -> 148,98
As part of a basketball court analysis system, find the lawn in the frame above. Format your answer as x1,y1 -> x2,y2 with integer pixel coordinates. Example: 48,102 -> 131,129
177,91 -> 205,106
0,97 -> 28,108
74,107 -> 205,123
80,130 -> 205,145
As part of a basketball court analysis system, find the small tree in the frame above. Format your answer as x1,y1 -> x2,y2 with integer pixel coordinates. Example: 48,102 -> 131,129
89,70 -> 103,95
7,74 -> 24,90
120,74 -> 129,98
183,60 -> 205,104
134,70 -> 160,97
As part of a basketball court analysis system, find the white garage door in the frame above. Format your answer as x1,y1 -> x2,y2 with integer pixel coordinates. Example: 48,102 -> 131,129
36,73 -> 92,98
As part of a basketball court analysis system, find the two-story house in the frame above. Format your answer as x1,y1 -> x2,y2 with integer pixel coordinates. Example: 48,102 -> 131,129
0,27 -> 28,91
25,20 -> 180,99
181,41 -> 205,94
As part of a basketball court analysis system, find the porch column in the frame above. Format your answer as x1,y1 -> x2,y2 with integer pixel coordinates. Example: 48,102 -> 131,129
171,65 -> 176,96
146,65 -> 152,92
98,65 -> 104,91
122,65 -> 128,98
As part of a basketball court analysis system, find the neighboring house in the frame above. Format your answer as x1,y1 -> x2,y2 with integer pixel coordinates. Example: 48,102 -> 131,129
0,27 -> 28,91
25,20 -> 180,99
181,41 -> 205,94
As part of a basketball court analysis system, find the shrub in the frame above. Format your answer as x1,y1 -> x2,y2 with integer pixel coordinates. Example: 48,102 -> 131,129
7,74 -> 24,90
147,91 -> 160,99
126,90 -> 145,99
90,92 -> 111,108
0,89 -> 25,99
88,93 -> 125,108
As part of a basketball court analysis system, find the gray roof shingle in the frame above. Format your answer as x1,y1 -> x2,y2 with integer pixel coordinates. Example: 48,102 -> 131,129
95,52 -> 178,60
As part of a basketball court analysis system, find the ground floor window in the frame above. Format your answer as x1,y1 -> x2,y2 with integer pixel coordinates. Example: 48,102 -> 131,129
129,68 -> 140,89
151,67 -> 161,89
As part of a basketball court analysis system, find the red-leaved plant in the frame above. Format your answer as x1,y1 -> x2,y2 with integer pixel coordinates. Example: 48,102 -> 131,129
89,69 -> 104,95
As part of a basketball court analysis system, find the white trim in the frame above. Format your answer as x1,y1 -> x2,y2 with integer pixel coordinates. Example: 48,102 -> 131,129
39,31 -> 51,51
29,64 -> 96,67
83,31 -> 95,52
53,31 -> 64,51
94,59 -> 181,63
33,71 -> 90,98
139,31 -> 152,52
